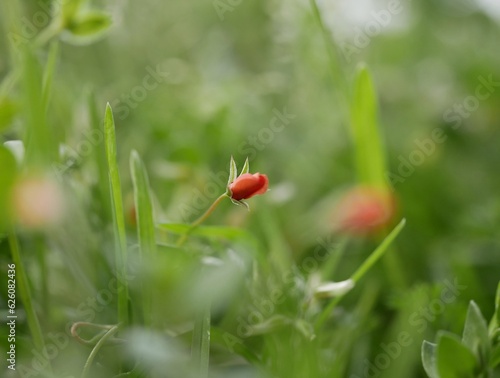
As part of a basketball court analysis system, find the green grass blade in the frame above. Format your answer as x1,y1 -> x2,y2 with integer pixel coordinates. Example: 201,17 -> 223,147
88,90 -> 111,221
350,218 -> 406,282
22,46 -> 55,167
42,41 -> 59,110
104,103 -> 128,326
191,301 -> 211,378
130,150 -> 157,327
315,218 -> 406,330
0,146 -> 16,231
8,231 -> 51,373
350,64 -> 387,191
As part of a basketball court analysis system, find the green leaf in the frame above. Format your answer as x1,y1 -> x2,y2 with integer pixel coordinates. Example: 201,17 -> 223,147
66,11 -> 111,36
61,0 -> 86,22
350,64 -> 388,191
462,301 -> 490,364
240,157 -> 250,175
0,146 -> 17,231
422,341 -> 439,378
88,90 -> 111,221
490,344 -> 500,369
130,150 -> 157,327
42,41 -> 59,110
437,332 -> 478,378
104,103 -> 128,326
22,47 -> 55,166
227,155 -> 237,186
230,198 -> 249,210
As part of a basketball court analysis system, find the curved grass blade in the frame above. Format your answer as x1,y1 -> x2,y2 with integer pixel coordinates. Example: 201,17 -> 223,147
104,103 -> 128,326
130,150 -> 157,327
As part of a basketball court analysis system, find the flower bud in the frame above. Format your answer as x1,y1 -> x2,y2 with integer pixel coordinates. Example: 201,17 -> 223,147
228,173 -> 269,201
334,187 -> 395,235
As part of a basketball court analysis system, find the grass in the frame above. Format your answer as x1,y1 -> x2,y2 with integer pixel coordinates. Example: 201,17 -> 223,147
1,0 -> 500,377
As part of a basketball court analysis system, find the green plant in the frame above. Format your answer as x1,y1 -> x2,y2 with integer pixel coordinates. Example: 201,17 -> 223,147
422,282 -> 500,377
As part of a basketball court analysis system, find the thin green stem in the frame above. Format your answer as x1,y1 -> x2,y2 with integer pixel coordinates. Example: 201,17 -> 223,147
8,230 -> 50,370
176,193 -> 227,247
315,219 -> 406,330
350,219 -> 406,282
81,325 -> 120,378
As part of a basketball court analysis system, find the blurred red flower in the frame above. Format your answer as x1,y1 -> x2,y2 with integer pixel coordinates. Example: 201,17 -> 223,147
334,187 -> 396,235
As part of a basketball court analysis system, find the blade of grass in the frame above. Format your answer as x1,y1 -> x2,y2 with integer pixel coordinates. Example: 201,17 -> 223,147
104,103 -> 128,327
0,146 -> 16,231
191,301 -> 211,378
8,230 -> 51,373
130,150 -> 157,327
88,90 -> 111,221
350,64 -> 387,190
315,218 -> 406,330
22,46 -> 55,167
42,41 -> 59,111
350,65 -> 407,287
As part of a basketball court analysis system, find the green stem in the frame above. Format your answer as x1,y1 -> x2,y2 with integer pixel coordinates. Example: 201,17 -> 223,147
176,193 -> 227,247
8,230 -> 49,370
315,219 -> 406,330
81,325 -> 120,378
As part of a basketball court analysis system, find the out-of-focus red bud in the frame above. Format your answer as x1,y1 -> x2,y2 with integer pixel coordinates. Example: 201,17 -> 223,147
228,173 -> 268,201
334,187 -> 396,235
10,175 -> 65,229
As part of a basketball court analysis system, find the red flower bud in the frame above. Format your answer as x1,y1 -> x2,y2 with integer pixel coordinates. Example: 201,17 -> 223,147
334,187 -> 396,235
229,173 -> 269,201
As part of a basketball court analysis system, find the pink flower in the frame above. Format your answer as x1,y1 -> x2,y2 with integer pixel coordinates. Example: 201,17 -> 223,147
229,173 -> 269,201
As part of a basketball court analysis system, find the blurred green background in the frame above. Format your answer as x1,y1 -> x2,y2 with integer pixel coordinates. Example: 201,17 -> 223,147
1,0 -> 500,377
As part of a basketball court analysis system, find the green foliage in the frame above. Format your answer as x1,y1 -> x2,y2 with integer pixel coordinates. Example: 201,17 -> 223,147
1,0 -> 500,377
422,296 -> 500,377
65,11 -> 112,39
